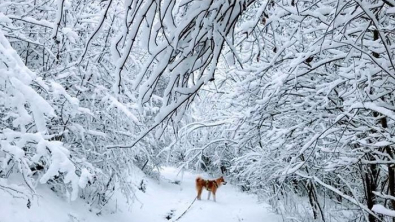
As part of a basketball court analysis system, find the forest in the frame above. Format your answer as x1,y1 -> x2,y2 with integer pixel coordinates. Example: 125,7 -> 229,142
1,0 -> 395,221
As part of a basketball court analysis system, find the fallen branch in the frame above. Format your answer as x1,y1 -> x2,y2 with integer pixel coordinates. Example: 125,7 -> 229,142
173,197 -> 197,222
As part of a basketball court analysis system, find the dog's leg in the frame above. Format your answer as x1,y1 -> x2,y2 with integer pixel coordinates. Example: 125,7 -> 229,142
207,191 -> 211,200
213,190 -> 216,202
197,187 -> 202,200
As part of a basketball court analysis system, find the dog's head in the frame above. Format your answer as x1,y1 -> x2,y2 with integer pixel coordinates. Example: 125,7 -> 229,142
219,176 -> 227,185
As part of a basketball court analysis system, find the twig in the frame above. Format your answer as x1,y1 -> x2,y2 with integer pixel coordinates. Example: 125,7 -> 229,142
173,197 -> 197,222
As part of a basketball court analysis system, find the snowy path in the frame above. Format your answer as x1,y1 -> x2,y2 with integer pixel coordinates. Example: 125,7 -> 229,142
133,167 -> 282,222
1,167 -> 281,222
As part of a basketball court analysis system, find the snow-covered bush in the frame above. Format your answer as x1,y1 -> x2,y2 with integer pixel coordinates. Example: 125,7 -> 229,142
0,29 -> 91,201
0,0 -> 143,208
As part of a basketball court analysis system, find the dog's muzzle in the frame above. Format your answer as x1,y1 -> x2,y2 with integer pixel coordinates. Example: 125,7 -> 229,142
223,182 -> 227,185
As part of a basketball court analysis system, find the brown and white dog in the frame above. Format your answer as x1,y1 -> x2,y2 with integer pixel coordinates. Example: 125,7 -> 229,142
196,176 -> 227,202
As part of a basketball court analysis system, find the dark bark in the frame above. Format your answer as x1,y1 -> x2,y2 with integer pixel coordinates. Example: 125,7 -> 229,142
364,161 -> 378,222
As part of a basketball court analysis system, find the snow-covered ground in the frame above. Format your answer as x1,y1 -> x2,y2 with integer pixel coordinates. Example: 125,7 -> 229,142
1,167 -> 281,222
135,167 -> 282,221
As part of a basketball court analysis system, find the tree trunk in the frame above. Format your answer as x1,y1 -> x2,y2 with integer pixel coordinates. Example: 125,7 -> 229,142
365,161 -> 378,222
381,115 -> 395,221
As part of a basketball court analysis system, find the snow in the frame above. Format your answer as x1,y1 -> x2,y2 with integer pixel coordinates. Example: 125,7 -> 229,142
387,7 -> 395,14
0,185 -> 128,222
282,161 -> 305,175
351,102 -> 395,121
51,81 -> 79,107
1,167 -> 281,222
106,95 -> 140,125
78,107 -> 94,116
32,139 -> 81,201
10,77 -> 55,133
0,141 -> 25,159
0,12 -> 11,24
131,167 -> 281,222
299,132 -> 321,155
373,141 -> 393,147
7,15 -> 53,28
62,27 -> 79,43
78,168 -> 93,189
372,204 -> 395,217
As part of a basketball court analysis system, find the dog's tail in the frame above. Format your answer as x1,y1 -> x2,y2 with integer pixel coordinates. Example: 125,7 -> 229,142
196,176 -> 203,188
196,176 -> 202,184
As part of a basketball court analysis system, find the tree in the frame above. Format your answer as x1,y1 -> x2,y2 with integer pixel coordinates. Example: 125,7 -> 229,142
2,0 -> 395,221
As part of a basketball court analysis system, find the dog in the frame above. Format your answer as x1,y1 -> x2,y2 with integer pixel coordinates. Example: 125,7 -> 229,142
196,176 -> 227,202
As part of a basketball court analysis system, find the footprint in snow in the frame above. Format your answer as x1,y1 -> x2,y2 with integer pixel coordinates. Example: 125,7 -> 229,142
165,209 -> 176,220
